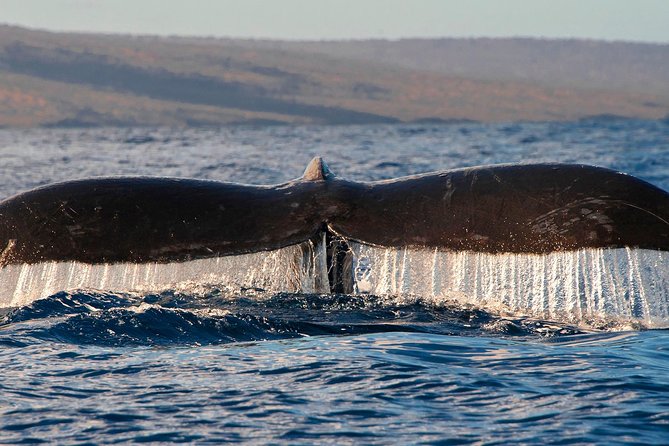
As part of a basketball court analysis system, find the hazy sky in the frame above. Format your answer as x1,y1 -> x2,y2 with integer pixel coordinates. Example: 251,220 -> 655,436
2,0 -> 669,43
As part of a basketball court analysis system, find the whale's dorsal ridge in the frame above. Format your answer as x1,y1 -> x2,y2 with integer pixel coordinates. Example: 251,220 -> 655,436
302,157 -> 335,181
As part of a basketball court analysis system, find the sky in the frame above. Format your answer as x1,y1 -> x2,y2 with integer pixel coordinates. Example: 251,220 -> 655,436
1,0 -> 669,43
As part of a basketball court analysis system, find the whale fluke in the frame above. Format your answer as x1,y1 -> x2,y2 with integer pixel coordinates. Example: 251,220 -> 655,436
329,163 -> 669,254
2,160 -> 669,271
0,176 -> 327,265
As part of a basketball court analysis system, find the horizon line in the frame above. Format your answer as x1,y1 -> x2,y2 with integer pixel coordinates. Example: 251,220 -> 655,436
2,22 -> 668,46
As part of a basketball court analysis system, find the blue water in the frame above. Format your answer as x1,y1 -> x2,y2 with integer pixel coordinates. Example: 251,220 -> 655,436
2,120 -> 669,444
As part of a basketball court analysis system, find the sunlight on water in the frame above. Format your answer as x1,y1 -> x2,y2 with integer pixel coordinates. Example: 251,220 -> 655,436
350,243 -> 669,327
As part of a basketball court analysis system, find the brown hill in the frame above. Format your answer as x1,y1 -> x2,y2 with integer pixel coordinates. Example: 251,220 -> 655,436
246,38 -> 669,98
0,25 -> 667,127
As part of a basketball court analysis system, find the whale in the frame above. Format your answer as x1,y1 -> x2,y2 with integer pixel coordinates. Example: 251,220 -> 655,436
2,157 -> 669,292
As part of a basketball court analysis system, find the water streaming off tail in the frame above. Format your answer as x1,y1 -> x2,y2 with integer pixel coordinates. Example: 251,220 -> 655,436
350,243 -> 669,327
0,237 -> 330,308
2,235 -> 669,327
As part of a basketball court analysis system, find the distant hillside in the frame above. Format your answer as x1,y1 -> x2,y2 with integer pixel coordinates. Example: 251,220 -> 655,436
0,25 -> 667,127
247,38 -> 669,98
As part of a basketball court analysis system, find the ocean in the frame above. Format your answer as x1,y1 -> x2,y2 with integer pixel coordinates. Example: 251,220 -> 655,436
1,120 -> 669,444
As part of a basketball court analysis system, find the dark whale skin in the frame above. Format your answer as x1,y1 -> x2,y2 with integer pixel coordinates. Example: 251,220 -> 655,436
330,163 -> 669,254
0,177 -> 328,265
1,159 -> 669,266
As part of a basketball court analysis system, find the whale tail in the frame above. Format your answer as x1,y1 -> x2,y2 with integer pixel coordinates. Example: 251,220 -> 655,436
2,158 -> 669,273
3,158 -> 669,324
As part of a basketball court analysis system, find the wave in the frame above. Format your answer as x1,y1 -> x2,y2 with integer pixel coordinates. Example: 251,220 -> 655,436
0,289 -> 590,347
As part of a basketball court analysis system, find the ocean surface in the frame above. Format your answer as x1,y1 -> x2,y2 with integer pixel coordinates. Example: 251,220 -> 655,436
1,120 -> 669,444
